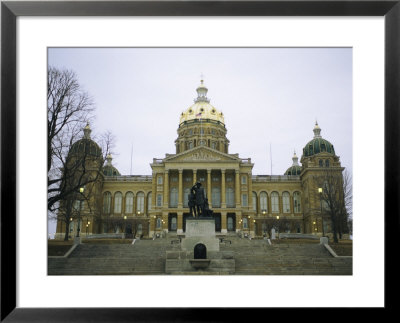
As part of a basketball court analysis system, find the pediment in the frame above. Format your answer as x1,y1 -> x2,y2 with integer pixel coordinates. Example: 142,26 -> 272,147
164,147 -> 240,163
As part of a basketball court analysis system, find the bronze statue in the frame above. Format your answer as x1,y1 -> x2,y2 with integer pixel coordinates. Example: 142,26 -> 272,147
188,190 -> 197,217
191,182 -> 205,217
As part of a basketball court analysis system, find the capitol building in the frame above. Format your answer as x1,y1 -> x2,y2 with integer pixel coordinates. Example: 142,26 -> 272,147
55,80 -> 348,240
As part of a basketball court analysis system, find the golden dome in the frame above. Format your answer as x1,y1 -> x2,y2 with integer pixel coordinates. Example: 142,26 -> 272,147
179,80 -> 225,125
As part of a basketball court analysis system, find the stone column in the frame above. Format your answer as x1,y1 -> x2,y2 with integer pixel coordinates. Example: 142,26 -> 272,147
235,170 -> 240,208
178,169 -> 183,208
207,169 -> 212,205
163,170 -> 169,208
248,172 -> 253,211
162,212 -> 169,233
177,212 -> 183,234
193,169 -> 197,185
221,212 -> 227,234
151,173 -> 157,212
221,169 -> 226,208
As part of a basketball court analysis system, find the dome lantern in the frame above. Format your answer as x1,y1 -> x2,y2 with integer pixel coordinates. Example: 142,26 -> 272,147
313,121 -> 322,138
83,122 -> 92,139
292,151 -> 299,166
195,79 -> 210,103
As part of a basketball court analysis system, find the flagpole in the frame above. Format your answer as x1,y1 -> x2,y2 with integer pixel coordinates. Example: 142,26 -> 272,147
130,143 -> 133,175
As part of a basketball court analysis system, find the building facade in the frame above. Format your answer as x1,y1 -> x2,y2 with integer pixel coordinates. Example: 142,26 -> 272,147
56,80 -> 348,239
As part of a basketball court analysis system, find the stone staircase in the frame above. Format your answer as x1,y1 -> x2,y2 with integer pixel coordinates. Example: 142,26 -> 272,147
220,237 -> 352,275
48,236 -> 352,275
48,237 -> 180,275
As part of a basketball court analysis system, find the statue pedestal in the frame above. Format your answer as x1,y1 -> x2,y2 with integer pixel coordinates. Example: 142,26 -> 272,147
181,218 -> 219,252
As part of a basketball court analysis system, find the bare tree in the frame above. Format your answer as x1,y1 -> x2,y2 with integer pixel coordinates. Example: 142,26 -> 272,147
48,66 -> 94,212
315,169 -> 352,243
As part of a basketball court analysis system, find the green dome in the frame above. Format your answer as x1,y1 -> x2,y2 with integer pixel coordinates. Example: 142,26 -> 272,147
69,138 -> 102,158
302,122 -> 335,157
102,154 -> 120,176
303,137 -> 335,157
103,165 -> 121,176
284,165 -> 301,176
69,123 -> 102,158
284,151 -> 301,175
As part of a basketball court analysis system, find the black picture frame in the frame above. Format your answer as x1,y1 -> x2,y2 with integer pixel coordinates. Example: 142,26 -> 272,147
1,0 -> 397,321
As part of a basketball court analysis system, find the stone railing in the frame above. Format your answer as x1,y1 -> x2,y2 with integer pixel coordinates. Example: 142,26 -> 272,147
252,175 -> 300,182
104,175 -> 152,182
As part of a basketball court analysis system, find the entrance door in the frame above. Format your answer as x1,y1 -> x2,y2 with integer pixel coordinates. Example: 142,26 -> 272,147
227,214 -> 236,232
214,214 -> 221,232
168,214 -> 177,232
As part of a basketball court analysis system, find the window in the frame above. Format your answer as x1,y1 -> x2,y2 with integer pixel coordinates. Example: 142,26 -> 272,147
226,188 -> 235,207
156,194 -> 163,207
73,200 -> 83,211
147,193 -> 152,212
199,139 -> 206,146
170,188 -> 178,207
325,159 -> 330,167
321,143 -> 326,152
226,176 -> 233,182
242,194 -> 248,207
319,159 -> 323,167
212,188 -> 221,208
243,217 -> 248,229
260,192 -> 268,212
188,129 -> 193,135
188,141 -> 193,149
137,192 -> 144,213
200,128 -> 204,135
114,192 -> 122,213
271,192 -> 279,213
252,192 -> 257,212
157,175 -> 163,185
283,192 -> 290,213
241,175 -> 247,184
212,176 -> 219,182
156,218 -> 162,229
294,192 -> 301,213
184,177 -> 192,182
125,192 -> 134,213
171,176 -> 178,182
183,188 -> 190,207
103,192 -> 111,214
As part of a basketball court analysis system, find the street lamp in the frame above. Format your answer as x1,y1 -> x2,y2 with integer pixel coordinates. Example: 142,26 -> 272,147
76,187 -> 84,237
318,187 -> 325,236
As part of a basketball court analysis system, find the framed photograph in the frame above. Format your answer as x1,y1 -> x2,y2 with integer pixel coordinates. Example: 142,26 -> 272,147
2,0 -> 397,321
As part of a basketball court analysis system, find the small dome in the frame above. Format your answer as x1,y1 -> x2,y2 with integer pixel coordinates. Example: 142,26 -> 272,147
302,122 -> 335,157
284,151 -> 302,175
179,80 -> 225,125
103,154 -> 120,176
69,123 -> 102,158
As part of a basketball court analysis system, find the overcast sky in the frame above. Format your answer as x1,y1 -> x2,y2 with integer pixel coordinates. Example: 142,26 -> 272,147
48,47 -> 352,181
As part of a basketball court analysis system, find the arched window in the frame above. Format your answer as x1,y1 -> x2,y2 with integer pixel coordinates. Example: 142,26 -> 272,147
325,159 -> 330,167
103,192 -> 111,214
283,192 -> 290,213
319,159 -> 323,167
271,192 -> 279,213
252,192 -> 257,212
170,188 -> 178,207
242,217 -> 248,229
212,188 -> 221,208
114,192 -> 122,213
294,192 -> 301,213
260,192 -> 268,212
125,192 -> 134,214
137,192 -> 145,213
156,217 -> 162,229
147,193 -> 152,212
226,188 -> 235,207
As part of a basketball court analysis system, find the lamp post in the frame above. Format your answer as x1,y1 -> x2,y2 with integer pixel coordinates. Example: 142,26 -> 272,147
276,215 -> 280,236
318,187 -> 325,236
76,187 -> 84,237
